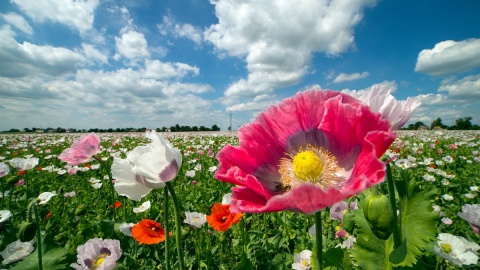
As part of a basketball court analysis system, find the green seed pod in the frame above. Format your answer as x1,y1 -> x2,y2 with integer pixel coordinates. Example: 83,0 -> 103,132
363,193 -> 394,240
18,221 -> 37,242
342,212 -> 355,234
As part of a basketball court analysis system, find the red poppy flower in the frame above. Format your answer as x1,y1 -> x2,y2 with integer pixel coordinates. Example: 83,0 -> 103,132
46,211 -> 52,219
36,166 -> 42,171
206,203 -> 243,232
132,219 -> 166,245
18,170 -> 26,176
110,201 -> 122,209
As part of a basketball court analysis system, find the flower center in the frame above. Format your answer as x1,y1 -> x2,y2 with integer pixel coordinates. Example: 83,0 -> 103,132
441,243 -> 452,254
292,150 -> 323,181
91,254 -> 107,269
278,145 -> 342,190
301,259 -> 309,266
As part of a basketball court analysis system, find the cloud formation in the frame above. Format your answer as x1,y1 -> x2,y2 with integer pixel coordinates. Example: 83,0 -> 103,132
205,0 -> 377,99
333,72 -> 369,83
415,39 -> 480,76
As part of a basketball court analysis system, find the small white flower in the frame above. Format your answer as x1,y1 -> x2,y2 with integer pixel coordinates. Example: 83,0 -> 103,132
208,166 -> 217,172
470,186 -> 479,192
308,224 -> 316,237
442,217 -> 453,225
90,164 -> 100,170
186,170 -> 196,178
37,191 -> 57,204
423,174 -> 435,182
442,194 -> 453,201
433,233 -> 479,266
292,250 -> 312,270
64,191 -> 76,198
0,240 -> 35,264
92,182 -> 102,189
222,193 -> 232,205
133,201 -> 151,213
465,193 -> 477,199
184,212 -> 207,228
395,159 -> 412,169
119,223 -> 134,237
0,210 -> 13,223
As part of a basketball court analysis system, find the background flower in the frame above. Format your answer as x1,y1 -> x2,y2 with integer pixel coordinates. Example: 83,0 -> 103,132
0,162 -> 10,177
0,240 -> 35,264
59,133 -> 101,165
292,249 -> 312,270
133,201 -> 151,213
70,238 -> 122,270
132,219 -> 166,245
9,157 -> 39,171
184,212 -> 207,228
206,203 -> 243,232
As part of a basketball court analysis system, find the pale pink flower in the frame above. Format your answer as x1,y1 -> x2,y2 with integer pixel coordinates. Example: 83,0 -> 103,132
0,162 -> 10,178
59,133 -> 101,165
70,238 -> 122,270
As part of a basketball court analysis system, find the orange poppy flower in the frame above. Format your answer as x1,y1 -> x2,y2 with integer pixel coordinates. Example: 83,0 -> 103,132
206,203 -> 243,232
18,170 -> 26,176
110,201 -> 122,209
132,219 -> 166,245
46,211 -> 52,219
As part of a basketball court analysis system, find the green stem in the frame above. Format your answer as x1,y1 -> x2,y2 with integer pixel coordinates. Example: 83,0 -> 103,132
386,164 -> 402,249
96,157 -> 116,223
165,182 -> 185,270
240,215 -> 248,265
164,188 -> 171,270
315,211 -> 323,270
25,171 -> 29,219
33,203 -> 43,270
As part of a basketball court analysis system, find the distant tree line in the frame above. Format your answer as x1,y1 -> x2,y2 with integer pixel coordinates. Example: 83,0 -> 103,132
2,124 -> 221,133
401,117 -> 480,130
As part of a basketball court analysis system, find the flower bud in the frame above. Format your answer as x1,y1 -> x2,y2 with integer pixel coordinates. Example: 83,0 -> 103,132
342,212 -> 355,234
18,221 -> 37,242
363,193 -> 394,240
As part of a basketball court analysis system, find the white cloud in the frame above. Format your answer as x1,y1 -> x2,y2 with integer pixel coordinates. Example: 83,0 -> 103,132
1,12 -> 33,35
158,15 -> 203,45
11,0 -> 99,34
143,60 -> 199,80
438,75 -> 480,98
82,43 -> 108,65
114,29 -> 150,62
415,39 -> 480,76
333,71 -> 369,83
0,25 -> 85,78
205,0 -> 377,97
226,94 -> 279,112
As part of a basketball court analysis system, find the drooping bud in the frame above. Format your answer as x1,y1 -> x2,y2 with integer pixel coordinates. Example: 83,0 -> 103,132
18,221 -> 37,242
342,212 -> 355,234
363,193 -> 394,240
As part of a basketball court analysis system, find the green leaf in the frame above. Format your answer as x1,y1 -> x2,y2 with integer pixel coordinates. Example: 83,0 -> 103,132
395,186 -> 437,267
11,238 -> 67,270
323,247 -> 345,270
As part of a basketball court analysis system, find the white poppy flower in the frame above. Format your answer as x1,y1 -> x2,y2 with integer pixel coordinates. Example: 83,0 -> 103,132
184,212 -> 207,228
37,191 -> 57,204
292,249 -> 312,270
133,201 -> 151,213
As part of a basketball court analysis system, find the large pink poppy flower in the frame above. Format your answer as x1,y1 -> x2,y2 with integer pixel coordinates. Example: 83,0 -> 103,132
59,133 -> 101,165
215,90 -> 397,214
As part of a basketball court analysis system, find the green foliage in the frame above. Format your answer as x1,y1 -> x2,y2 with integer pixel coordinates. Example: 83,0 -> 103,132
11,238 -> 67,270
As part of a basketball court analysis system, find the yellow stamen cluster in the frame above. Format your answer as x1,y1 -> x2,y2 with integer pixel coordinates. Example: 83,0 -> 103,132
292,150 -> 324,181
278,145 -> 342,190
441,243 -> 452,254
92,254 -> 107,269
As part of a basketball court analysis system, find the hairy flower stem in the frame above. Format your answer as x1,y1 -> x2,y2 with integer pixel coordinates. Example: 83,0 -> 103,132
33,203 -> 43,270
165,182 -> 185,270
315,211 -> 323,270
386,164 -> 402,249
25,171 -> 29,219
164,188 -> 171,270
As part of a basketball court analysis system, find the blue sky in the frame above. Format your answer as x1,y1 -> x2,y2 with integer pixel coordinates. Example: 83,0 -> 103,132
1,0 -> 480,131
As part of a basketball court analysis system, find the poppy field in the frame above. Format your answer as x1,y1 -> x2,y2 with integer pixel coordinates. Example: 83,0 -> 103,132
0,128 -> 478,270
